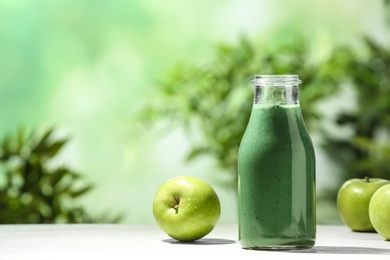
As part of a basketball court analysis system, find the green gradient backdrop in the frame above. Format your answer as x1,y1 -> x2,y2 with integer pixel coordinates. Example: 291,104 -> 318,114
0,0 -> 386,223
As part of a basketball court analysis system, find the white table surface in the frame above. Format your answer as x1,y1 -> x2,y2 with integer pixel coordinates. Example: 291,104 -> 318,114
0,224 -> 389,260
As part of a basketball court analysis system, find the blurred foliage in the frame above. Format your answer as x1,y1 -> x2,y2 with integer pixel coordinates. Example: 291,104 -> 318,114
137,2 -> 390,199
0,127 -> 122,223
323,37 -> 390,189
137,36 -> 351,189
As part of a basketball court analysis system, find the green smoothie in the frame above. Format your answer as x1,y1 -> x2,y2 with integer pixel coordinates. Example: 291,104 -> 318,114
238,103 -> 316,249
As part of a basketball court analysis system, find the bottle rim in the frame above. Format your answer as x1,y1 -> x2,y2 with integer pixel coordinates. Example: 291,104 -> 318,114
251,75 -> 302,86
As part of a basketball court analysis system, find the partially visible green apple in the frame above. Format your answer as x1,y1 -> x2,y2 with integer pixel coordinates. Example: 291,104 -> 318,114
153,176 -> 221,242
369,184 -> 390,240
337,177 -> 390,232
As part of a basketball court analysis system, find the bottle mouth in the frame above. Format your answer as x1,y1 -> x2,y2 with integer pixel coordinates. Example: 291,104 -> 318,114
251,75 -> 302,86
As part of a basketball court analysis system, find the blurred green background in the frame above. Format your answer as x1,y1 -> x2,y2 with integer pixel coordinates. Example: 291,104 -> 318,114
1,0 -> 390,224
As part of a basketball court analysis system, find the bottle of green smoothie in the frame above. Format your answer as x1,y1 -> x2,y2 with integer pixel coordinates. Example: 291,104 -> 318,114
238,75 -> 316,250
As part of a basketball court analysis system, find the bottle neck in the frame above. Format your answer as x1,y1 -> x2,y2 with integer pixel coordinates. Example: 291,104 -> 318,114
254,85 -> 299,105
251,75 -> 301,105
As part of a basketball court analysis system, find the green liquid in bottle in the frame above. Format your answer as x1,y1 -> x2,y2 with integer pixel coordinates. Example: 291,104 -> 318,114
238,103 -> 316,250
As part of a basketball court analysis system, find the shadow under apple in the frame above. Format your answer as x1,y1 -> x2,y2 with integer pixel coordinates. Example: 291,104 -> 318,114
163,238 -> 237,245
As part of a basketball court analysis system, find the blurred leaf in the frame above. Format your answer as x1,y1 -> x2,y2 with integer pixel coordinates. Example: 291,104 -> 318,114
32,128 -> 54,155
69,185 -> 93,198
51,140 -> 68,158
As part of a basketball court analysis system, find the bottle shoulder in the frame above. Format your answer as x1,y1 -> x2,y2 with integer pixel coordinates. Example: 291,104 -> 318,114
240,104 -> 313,145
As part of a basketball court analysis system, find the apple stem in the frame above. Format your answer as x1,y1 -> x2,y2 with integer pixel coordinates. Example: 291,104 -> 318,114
365,176 -> 370,182
174,204 -> 179,214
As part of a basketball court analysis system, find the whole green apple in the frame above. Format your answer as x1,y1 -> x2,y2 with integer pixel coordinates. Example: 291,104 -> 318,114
153,176 -> 221,242
369,183 -> 390,240
337,177 -> 390,232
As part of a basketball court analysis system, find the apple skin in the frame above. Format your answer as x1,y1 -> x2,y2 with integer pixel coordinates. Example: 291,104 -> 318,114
369,184 -> 390,240
152,176 -> 221,242
337,177 -> 390,232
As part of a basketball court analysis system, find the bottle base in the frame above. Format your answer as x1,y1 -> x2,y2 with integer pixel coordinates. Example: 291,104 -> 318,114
242,244 -> 314,251
240,238 -> 315,251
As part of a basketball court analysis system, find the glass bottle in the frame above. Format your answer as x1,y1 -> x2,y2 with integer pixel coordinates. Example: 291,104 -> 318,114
238,75 -> 316,250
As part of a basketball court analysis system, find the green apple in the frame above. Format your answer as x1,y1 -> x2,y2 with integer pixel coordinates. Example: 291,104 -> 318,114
337,177 -> 390,232
152,175 -> 221,242
369,183 -> 390,240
